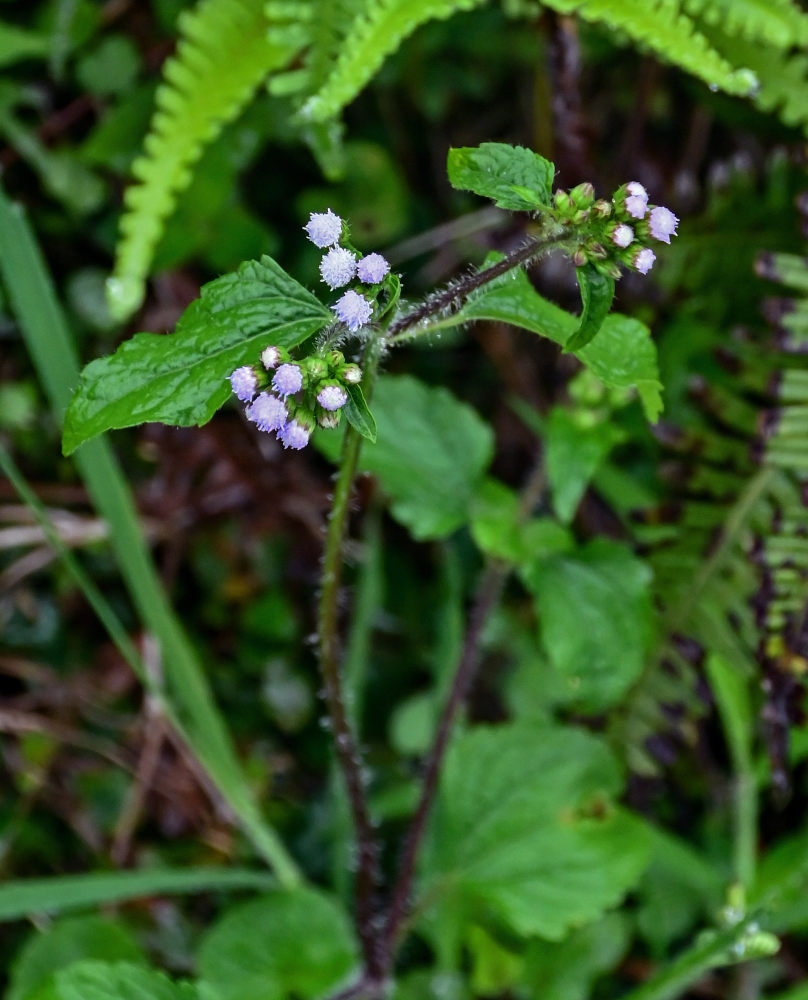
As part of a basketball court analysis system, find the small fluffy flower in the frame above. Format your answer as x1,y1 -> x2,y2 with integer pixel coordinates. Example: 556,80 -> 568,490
319,247 -> 357,290
247,392 -> 287,432
304,209 -> 343,248
278,420 -> 311,450
648,206 -> 679,244
611,224 -> 634,248
633,247 -> 656,275
272,363 -> 303,397
261,345 -> 282,370
356,253 -> 390,284
317,383 -> 348,411
625,195 -> 647,219
229,366 -> 258,402
332,289 -> 373,332
341,364 -> 362,384
626,181 -> 647,201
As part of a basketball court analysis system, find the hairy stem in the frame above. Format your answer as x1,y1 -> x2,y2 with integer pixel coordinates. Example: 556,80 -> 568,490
386,230 -> 574,343
317,338 -> 387,979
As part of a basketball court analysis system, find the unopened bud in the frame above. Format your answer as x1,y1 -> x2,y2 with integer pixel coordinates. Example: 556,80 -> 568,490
569,182 -> 595,208
341,363 -> 362,384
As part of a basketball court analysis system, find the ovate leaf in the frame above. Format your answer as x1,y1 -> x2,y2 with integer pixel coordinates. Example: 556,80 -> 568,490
54,962 -> 197,1000
522,539 -> 653,710
565,264 -> 615,351
448,267 -> 663,421
344,382 -> 377,442
197,888 -> 359,1000
421,723 -> 650,940
447,143 -> 554,211
9,917 -> 143,1000
545,408 -> 624,523
63,255 -> 332,454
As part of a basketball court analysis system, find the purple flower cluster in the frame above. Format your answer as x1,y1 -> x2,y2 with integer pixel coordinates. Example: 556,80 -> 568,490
304,210 -> 392,333
228,344 -> 362,452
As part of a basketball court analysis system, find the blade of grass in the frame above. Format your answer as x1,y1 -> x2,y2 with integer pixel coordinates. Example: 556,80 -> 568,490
0,868 -> 275,921
0,185 -> 300,888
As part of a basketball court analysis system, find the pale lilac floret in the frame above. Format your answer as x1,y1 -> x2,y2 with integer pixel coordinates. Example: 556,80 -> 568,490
648,206 -> 679,244
317,384 -> 348,411
633,247 -> 656,275
356,253 -> 390,284
319,247 -> 357,290
625,195 -> 647,219
626,181 -> 648,201
229,366 -> 258,402
304,209 -> 343,248
278,420 -> 311,450
332,289 -> 373,332
611,224 -> 634,248
272,363 -> 303,397
261,345 -> 282,370
247,392 -> 287,432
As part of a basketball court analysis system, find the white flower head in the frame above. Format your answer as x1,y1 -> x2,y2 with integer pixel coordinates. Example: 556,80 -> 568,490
625,195 -> 648,219
633,247 -> 656,275
272,363 -> 304,397
304,209 -> 343,248
278,420 -> 311,450
317,383 -> 348,411
261,345 -> 282,370
356,253 -> 390,285
611,224 -> 634,248
319,247 -> 357,290
332,289 -> 373,332
648,206 -> 679,244
626,181 -> 648,201
229,366 -> 258,402
247,392 -> 287,432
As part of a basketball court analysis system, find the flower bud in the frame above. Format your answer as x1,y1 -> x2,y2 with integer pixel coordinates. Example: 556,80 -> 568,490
316,381 -> 349,411
260,345 -> 287,370
340,363 -> 362,384
569,182 -> 595,208
304,356 -> 329,382
327,350 -> 345,371
318,409 -> 342,430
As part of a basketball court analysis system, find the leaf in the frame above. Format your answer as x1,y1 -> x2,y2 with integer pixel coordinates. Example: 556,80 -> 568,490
0,21 -> 48,68
54,962 -> 197,1000
446,266 -> 663,421
319,375 -> 495,540
470,478 -> 574,564
0,868 -> 275,923
8,917 -> 143,1000
447,143 -> 554,211
421,723 -> 651,940
565,264 -> 616,351
344,382 -> 377,442
522,539 -> 654,710
63,255 -> 332,454
197,888 -> 359,1000
545,408 -> 624,523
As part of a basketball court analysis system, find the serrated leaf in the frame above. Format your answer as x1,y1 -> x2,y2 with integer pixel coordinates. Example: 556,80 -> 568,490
63,255 -> 331,454
522,539 -> 653,710
565,264 -> 616,351
54,962 -> 197,1000
197,888 -> 359,1000
344,382 -> 376,442
421,723 -> 651,940
545,408 -> 624,523
9,917 -> 143,1000
447,143 -> 554,211
447,267 -> 663,421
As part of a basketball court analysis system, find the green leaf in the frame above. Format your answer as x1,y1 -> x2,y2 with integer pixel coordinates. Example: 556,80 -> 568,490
343,382 -> 377,442
470,478 -> 573,564
9,917 -> 143,1000
0,868 -> 275,923
320,375 -> 495,540
445,267 -> 663,421
422,723 -> 650,940
54,962 -> 197,1000
447,143 -> 554,211
197,888 -> 359,1000
565,264 -> 616,352
63,255 -> 331,454
0,21 -> 48,68
522,539 -> 654,710
545,408 -> 624,523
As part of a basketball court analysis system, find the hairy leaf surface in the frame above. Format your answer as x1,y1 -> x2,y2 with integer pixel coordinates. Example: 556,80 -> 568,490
447,143 -> 554,211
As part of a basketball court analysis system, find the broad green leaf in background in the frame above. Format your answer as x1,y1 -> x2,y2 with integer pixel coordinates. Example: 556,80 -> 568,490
63,255 -> 332,454
421,723 -> 651,940
522,539 -> 654,710
8,917 -> 144,1000
319,375 -> 494,539
197,888 -> 359,1000
54,962 -> 197,1000
470,478 -> 573,564
545,408 -> 625,523
447,143 -> 554,211
0,21 -> 49,68
565,264 -> 616,352
441,266 -> 663,421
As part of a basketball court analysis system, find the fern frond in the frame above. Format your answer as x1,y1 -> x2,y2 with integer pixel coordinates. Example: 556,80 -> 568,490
539,0 -> 758,98
108,0 -> 306,321
301,0 -> 487,123
685,0 -> 808,49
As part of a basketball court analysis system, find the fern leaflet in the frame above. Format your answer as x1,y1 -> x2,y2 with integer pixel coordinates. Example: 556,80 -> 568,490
108,0 -> 306,321
685,0 -> 808,49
